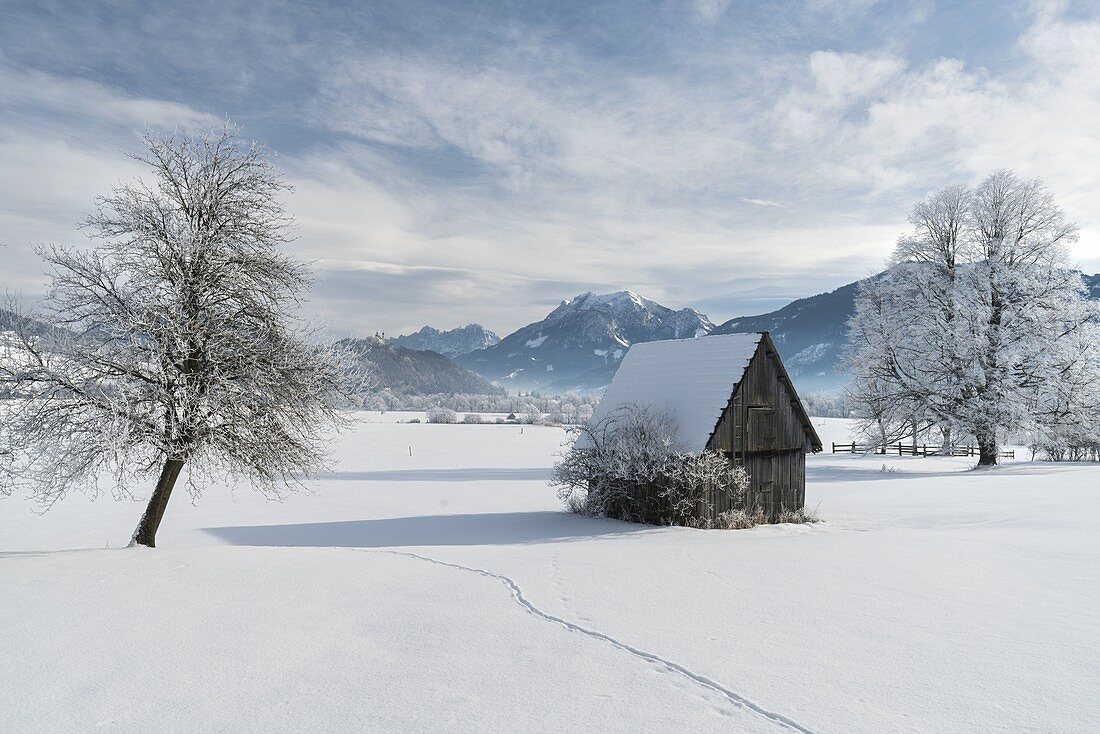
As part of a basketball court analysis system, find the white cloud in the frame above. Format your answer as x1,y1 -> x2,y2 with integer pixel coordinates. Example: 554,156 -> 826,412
0,63 -> 218,132
740,197 -> 786,208
0,62 -> 219,293
2,2 -> 1099,335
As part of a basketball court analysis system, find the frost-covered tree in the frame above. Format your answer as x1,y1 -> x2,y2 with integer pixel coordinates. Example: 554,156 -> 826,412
847,170 -> 1091,465
959,171 -> 1083,463
0,126 -> 351,546
845,272 -> 931,449
846,184 -> 975,452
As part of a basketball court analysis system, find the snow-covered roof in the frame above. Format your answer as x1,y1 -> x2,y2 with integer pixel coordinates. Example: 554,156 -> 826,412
586,332 -> 764,452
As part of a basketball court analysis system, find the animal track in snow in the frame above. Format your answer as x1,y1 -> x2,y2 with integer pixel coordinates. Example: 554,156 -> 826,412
359,548 -> 817,734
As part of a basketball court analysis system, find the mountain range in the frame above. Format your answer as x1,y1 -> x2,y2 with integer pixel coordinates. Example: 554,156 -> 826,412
455,291 -> 713,393
710,279 -> 866,393
387,324 -> 499,358
8,271 -> 1098,398
339,336 -> 505,397
456,271 -> 1100,394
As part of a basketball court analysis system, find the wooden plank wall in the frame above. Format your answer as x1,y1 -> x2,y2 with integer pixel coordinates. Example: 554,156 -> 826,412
744,451 -> 804,518
708,341 -> 809,519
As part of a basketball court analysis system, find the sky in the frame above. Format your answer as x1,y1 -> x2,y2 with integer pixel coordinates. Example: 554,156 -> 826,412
1,0 -> 1099,337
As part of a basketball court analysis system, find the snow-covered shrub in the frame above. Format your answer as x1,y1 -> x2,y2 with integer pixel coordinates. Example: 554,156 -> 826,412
551,404 -> 750,527
462,413 -> 483,424
1033,441 -> 1100,462
426,407 -> 457,424
664,452 -> 750,528
525,410 -> 543,425
777,505 -> 821,524
714,508 -> 759,530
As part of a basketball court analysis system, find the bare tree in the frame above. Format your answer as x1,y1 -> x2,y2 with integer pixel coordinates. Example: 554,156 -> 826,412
0,125 -> 352,546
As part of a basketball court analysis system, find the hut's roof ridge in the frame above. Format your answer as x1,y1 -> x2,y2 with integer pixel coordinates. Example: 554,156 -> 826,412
586,332 -> 764,452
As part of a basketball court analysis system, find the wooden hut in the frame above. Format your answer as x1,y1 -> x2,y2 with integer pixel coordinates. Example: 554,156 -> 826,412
587,331 -> 822,522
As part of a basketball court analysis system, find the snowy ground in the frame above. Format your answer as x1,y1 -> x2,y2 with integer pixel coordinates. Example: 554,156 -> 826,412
2,413 -> 1098,733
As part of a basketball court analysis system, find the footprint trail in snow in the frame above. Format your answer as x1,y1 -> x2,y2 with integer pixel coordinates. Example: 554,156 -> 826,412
358,548 -> 817,734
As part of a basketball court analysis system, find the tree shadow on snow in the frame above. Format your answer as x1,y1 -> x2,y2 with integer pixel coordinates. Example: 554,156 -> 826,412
309,467 -> 550,482
203,511 -> 649,548
808,465 -> 968,483
808,460 -> 1068,484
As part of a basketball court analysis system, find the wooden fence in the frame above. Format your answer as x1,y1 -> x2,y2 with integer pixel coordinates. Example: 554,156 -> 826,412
831,442 -> 1015,459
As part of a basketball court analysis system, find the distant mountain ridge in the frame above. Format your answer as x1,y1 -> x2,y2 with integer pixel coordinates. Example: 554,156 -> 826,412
709,279 -> 869,393
0,307 -> 55,337
708,271 -> 1100,393
388,323 -> 499,358
339,336 -> 505,397
456,290 -> 713,392
455,272 -> 1100,395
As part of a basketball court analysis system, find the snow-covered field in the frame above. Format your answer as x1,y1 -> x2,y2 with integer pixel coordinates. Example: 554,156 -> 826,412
2,413 -> 1097,733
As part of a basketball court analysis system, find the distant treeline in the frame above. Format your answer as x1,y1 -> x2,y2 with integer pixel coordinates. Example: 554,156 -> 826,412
800,392 -> 854,419
357,389 -> 599,421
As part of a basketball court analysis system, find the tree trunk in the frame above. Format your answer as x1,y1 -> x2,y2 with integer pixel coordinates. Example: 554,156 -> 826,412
940,426 -> 953,456
976,433 -> 999,467
130,458 -> 185,548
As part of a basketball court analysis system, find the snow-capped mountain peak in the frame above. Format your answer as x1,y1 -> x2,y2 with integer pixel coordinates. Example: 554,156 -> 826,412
456,291 -> 714,392
547,290 -> 666,322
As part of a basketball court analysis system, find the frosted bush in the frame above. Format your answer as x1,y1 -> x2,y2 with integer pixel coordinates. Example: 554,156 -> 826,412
714,509 -> 755,530
426,407 -> 458,424
462,413 -> 483,424
551,404 -> 750,527
777,505 -> 821,524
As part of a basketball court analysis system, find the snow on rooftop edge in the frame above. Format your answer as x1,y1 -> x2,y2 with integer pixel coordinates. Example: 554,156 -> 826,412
584,332 -> 764,452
